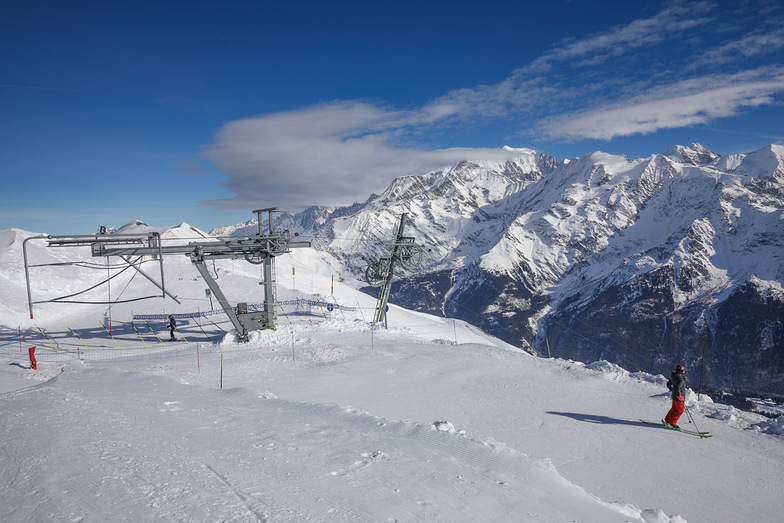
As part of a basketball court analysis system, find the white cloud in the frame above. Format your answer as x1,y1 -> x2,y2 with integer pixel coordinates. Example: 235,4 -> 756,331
539,67 -> 784,140
203,101 -> 529,210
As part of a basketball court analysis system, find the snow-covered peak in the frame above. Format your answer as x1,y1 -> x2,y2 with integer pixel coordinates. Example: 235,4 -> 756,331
713,153 -> 745,172
502,145 -> 536,154
0,228 -> 38,265
732,144 -> 784,180
112,220 -> 211,240
114,219 -> 151,233
209,218 -> 258,238
664,143 -> 720,166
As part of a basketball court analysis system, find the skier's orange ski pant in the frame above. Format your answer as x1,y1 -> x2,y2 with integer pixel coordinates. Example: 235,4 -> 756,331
664,396 -> 685,426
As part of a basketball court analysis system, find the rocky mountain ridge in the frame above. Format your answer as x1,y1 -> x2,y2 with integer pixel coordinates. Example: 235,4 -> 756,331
214,143 -> 784,395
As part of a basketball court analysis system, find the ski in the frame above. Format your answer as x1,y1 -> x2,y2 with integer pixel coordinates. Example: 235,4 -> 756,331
640,420 -> 712,438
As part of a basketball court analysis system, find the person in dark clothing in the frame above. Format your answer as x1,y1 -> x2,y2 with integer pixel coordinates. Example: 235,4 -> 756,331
166,315 -> 176,341
664,364 -> 688,428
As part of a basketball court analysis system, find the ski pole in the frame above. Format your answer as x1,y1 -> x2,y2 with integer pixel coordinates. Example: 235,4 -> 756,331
684,404 -> 702,434
172,322 -> 188,342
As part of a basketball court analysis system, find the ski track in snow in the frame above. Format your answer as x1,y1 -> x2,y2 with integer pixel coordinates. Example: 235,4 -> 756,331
2,223 -> 784,522
1,364 -> 632,522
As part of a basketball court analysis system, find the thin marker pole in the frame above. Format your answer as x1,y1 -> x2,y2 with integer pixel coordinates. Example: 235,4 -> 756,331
203,314 -> 227,334
142,320 -> 165,345
355,299 -> 366,322
193,315 -> 213,342
34,323 -> 58,352
129,320 -> 149,348
99,321 -> 122,350
66,324 -> 91,352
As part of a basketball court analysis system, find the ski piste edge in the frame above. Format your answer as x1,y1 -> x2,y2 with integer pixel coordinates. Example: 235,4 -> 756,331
640,420 -> 713,438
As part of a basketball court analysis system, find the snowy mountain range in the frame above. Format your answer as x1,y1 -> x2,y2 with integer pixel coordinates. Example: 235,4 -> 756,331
215,144 -> 784,397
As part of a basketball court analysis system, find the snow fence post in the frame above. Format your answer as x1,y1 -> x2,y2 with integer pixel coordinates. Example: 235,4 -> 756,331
28,346 -> 36,370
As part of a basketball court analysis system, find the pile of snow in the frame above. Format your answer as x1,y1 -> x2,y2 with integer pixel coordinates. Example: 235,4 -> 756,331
754,416 -> 784,436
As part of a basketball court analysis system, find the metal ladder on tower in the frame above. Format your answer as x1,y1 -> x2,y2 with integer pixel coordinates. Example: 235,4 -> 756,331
268,256 -> 277,323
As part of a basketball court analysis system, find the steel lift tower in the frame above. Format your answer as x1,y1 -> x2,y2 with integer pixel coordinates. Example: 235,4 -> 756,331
364,213 -> 423,327
24,207 -> 309,340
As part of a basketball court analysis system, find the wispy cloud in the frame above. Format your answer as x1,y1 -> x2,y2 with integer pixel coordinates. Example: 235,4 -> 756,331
204,1 -> 784,210
693,26 -> 784,68
525,1 -> 715,71
538,67 -> 784,140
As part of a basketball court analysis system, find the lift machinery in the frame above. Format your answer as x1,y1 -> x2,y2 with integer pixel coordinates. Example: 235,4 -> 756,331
24,208 -> 310,340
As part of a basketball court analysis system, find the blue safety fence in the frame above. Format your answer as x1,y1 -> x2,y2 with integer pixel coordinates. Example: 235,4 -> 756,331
133,299 -> 364,322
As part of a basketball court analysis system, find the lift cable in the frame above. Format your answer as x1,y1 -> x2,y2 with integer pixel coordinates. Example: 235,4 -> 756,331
33,256 -> 155,306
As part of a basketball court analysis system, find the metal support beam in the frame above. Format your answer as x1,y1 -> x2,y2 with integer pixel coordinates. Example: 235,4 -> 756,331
374,214 -> 408,327
192,255 -> 248,339
23,235 -> 51,319
262,256 -> 276,326
119,255 -> 180,304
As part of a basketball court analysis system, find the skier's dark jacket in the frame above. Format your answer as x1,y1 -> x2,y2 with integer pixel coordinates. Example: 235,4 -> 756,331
667,372 -> 688,401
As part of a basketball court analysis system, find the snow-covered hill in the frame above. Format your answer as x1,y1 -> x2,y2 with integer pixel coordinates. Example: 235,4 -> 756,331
214,144 -> 784,396
1,224 -> 783,522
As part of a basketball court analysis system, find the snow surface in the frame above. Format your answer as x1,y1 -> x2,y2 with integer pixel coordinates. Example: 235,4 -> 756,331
2,224 -> 784,522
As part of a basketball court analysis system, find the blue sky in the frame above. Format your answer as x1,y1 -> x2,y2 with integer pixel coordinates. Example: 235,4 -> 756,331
2,0 -> 783,235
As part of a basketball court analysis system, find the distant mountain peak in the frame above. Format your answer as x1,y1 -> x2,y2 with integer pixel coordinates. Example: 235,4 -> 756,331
664,143 -> 720,166
733,144 -> 784,180
118,219 -> 148,229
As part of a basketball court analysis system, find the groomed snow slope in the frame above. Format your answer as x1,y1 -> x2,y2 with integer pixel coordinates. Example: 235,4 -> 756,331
1,362 -> 639,522
2,224 -> 783,522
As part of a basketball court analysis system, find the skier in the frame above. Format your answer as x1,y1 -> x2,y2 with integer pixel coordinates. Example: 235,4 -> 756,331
166,315 -> 176,341
663,364 -> 688,429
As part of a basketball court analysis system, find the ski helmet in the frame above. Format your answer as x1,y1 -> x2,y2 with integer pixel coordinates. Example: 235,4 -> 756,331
675,364 -> 685,373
